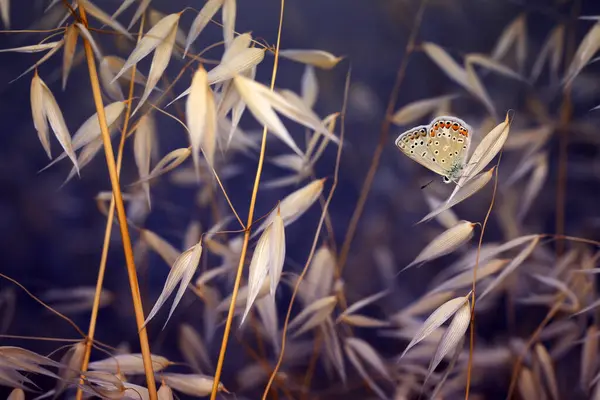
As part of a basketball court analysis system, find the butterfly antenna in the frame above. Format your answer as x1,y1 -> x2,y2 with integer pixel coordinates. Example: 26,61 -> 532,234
420,179 -> 434,190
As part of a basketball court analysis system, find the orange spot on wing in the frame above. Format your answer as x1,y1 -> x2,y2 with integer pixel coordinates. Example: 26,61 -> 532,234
445,122 -> 451,129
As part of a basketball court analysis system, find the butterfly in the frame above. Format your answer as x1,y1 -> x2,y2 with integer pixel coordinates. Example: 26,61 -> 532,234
395,116 -> 472,184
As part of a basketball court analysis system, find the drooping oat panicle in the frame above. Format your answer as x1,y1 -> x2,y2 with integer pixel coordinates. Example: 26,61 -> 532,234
289,295 -> 337,337
222,0 -> 236,48
254,178 -> 325,236
391,94 -> 458,126
419,167 -> 495,224
61,25 -> 78,90
400,294 -> 470,358
89,354 -> 171,374
134,114 -> 157,208
427,300 -> 470,376
144,240 -> 203,328
564,22 -> 600,86
178,324 -> 213,372
185,0 -> 224,57
479,235 -> 540,300
80,0 -> 132,40
31,72 -> 79,174
160,373 -> 226,396
241,223 -> 274,325
279,49 -> 343,69
112,13 -> 180,83
403,221 -> 475,271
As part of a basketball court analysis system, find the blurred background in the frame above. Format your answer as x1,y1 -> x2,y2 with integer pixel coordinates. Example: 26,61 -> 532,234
1,0 -> 600,398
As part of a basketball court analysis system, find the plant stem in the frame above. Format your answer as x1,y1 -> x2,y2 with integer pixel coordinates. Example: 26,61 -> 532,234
76,2 -> 157,398
336,0 -> 428,275
210,1 -> 286,398
74,16 -> 145,400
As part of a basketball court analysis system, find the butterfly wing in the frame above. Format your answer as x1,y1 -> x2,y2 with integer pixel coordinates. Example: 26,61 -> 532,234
426,116 -> 472,168
395,125 -> 448,176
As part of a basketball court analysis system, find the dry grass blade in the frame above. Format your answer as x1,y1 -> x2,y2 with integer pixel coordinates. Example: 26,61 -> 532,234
75,23 -> 102,60
535,343 -> 559,400
345,337 -> 392,381
241,224 -> 273,325
36,73 -> 79,174
301,65 -> 318,108
518,153 -> 548,220
254,178 -> 325,235
422,42 -> 469,87
269,208 -> 286,297
400,294 -> 470,357
465,53 -> 526,82
289,295 -> 337,337
391,94 -> 458,126
89,354 -> 171,374
134,148 -> 191,184
491,14 -> 526,72
62,25 -> 79,90
157,384 -> 173,400
30,72 -> 50,159
428,300 -> 470,377
144,241 -> 203,328
279,49 -> 343,69
423,194 -> 459,229
11,40 -> 64,84
0,42 -> 61,53
419,167 -> 494,224
465,62 -> 496,118
479,235 -> 540,300
338,290 -> 388,320
134,114 -> 157,208
141,230 -> 180,267
403,221 -> 475,271
453,113 -> 511,194
344,340 -> 387,399
429,259 -> 507,294
179,324 -> 212,372
160,373 -> 225,396
531,25 -> 564,82
127,0 -> 151,30
581,326 -> 598,391
80,0 -> 132,40
184,0 -> 224,57
112,13 -> 180,82
564,22 -> 600,85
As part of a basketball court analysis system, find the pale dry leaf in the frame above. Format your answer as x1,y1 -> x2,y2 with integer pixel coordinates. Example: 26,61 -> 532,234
422,42 -> 469,88
269,208 -> 286,297
254,178 -> 325,236
279,49 -> 343,69
178,324 -> 212,372
403,221 -> 475,271
89,354 -> 170,374
144,241 -> 203,328
581,326 -> 598,391
186,66 -> 209,178
419,167 -> 495,224
112,13 -> 180,82
428,300 -> 470,377
11,40 -> 64,84
134,148 -> 192,184
127,0 -> 152,30
157,384 -> 173,400
62,25 -> 78,90
0,42 -> 61,54
338,290 -> 388,320
241,224 -> 273,325
110,0 -> 135,21
465,62 -> 497,118
149,9 -> 188,54
564,22 -> 600,86
301,65 -> 318,108
392,291 -> 455,323
345,341 -> 387,399
345,337 -> 392,381
480,236 -> 540,300
391,94 -> 458,126
400,294 -> 469,357
30,72 -> 50,159
530,274 -> 579,311
75,23 -> 102,60
535,343 -> 559,400
80,0 -> 132,40
134,114 -> 157,208
184,0 -> 224,57
289,295 -> 337,337
99,58 -> 124,100
160,373 -> 225,396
